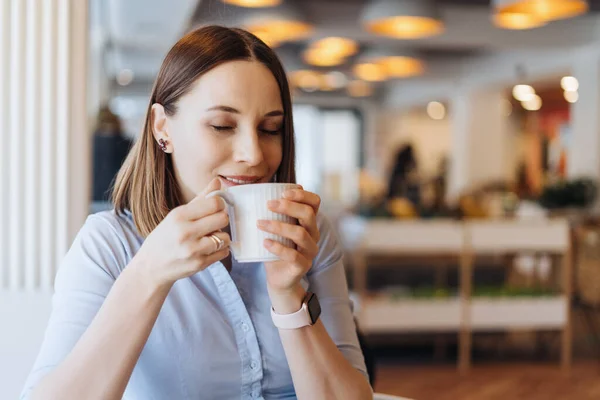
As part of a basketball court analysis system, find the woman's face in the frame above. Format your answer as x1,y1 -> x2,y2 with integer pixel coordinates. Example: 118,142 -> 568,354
153,60 -> 284,203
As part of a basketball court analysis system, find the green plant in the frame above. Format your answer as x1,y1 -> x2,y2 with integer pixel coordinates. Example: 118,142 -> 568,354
538,177 -> 597,209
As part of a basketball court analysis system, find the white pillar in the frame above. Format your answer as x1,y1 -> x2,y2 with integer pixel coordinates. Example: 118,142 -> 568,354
88,0 -> 110,121
448,88 -> 511,202
0,0 -> 89,290
0,0 -> 10,288
568,52 -> 600,183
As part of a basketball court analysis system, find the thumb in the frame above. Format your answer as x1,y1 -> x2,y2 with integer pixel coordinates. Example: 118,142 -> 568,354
201,177 -> 222,197
188,177 -> 222,205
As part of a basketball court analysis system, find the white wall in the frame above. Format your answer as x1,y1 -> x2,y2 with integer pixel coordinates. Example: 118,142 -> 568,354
376,104 -> 523,200
0,291 -> 53,399
449,88 -> 513,200
376,109 -> 452,180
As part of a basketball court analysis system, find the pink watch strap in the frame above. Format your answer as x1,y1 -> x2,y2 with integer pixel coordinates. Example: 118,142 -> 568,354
270,303 -> 312,329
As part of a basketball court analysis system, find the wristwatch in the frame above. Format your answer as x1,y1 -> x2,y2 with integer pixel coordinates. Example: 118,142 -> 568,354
271,291 -> 321,329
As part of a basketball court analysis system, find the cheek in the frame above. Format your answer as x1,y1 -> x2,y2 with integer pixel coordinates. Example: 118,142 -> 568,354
264,137 -> 283,172
173,128 -> 229,181
189,133 -> 229,170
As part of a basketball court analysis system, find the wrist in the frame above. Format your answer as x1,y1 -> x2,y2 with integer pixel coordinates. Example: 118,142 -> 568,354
128,255 -> 174,297
268,284 -> 306,314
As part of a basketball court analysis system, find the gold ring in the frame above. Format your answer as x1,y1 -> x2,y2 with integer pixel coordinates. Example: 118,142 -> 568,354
209,233 -> 225,252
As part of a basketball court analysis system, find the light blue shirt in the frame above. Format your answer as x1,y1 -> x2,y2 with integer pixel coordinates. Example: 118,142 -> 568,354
21,210 -> 368,399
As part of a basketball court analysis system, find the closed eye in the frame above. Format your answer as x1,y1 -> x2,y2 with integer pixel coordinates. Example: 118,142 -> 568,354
211,125 -> 234,132
260,128 -> 282,135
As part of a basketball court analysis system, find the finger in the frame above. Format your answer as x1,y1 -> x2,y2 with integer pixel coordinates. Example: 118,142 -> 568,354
187,210 -> 229,239
282,189 -> 320,214
199,246 -> 231,269
195,231 -> 231,255
264,239 -> 310,269
176,196 -> 227,222
181,178 -> 225,219
258,220 -> 318,258
267,199 -> 319,240
200,177 -> 223,198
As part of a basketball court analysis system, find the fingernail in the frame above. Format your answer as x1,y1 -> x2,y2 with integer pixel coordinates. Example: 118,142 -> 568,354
283,191 -> 294,199
264,239 -> 273,248
268,200 -> 280,208
257,220 -> 269,228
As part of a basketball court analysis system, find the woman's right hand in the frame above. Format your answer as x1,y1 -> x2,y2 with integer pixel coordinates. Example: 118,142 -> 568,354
132,178 -> 231,288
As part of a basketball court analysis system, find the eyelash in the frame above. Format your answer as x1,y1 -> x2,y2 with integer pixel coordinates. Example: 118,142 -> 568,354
211,125 -> 233,132
210,126 -> 282,135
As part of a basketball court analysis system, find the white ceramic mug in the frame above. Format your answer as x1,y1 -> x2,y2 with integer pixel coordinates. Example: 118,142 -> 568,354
207,183 -> 300,263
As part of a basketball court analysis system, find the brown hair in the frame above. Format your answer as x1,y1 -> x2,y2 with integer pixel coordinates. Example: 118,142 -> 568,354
112,25 -> 296,237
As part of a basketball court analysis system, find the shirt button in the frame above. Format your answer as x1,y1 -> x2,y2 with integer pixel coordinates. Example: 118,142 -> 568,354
250,361 -> 258,370
241,322 -> 250,332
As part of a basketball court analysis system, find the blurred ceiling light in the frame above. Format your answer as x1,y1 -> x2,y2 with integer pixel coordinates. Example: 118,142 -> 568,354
494,0 -> 588,22
564,90 -> 579,103
289,70 -> 322,92
353,62 -> 388,82
117,69 -> 134,86
427,101 -> 446,120
222,0 -> 281,7
384,56 -> 425,77
347,80 -> 373,97
250,27 -> 282,47
561,76 -> 579,92
358,49 -> 425,79
492,10 -> 547,29
303,37 -> 358,67
303,48 -> 345,67
374,55 -> 425,78
243,3 -> 313,44
324,71 -> 349,90
512,84 -> 535,101
522,94 -> 542,111
312,37 -> 358,59
361,0 -> 444,39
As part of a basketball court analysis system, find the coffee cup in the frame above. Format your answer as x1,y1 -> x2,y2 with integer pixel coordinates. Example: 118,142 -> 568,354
207,183 -> 300,263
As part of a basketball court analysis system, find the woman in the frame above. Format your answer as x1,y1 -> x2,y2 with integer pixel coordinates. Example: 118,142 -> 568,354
387,144 -> 420,206
22,26 -> 371,400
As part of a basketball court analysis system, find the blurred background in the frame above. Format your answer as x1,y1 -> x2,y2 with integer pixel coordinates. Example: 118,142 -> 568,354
4,0 -> 600,398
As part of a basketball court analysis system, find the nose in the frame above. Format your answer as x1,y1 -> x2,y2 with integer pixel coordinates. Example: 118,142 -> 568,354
233,127 -> 265,166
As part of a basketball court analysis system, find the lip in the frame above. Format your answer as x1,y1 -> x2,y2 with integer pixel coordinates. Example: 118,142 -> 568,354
218,175 -> 263,187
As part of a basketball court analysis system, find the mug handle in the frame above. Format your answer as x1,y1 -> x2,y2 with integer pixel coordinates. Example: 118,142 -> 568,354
206,190 -> 233,205
206,190 -> 240,257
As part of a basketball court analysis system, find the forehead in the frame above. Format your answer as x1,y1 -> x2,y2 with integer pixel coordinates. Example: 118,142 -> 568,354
181,60 -> 283,112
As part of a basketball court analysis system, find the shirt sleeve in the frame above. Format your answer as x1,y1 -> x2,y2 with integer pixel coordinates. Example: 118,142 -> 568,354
306,213 -> 370,382
20,214 -> 128,399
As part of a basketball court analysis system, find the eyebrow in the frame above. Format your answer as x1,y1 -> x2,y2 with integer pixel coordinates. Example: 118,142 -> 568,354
206,105 -> 284,117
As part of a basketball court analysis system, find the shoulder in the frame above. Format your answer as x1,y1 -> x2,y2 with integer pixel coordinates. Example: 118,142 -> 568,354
82,210 -> 140,252
88,209 -> 139,242
59,210 -> 141,281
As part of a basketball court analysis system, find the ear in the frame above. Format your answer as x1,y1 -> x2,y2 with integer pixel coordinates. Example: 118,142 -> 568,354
151,103 -> 172,153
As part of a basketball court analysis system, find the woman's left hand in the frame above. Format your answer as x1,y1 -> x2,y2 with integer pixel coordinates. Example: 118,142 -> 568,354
257,187 -> 321,310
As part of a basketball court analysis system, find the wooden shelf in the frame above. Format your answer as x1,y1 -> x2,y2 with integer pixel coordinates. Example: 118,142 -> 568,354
345,217 -> 573,372
359,297 -> 461,334
470,296 -> 567,331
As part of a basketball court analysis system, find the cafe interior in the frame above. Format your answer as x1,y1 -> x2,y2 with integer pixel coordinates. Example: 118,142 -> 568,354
5,0 -> 600,399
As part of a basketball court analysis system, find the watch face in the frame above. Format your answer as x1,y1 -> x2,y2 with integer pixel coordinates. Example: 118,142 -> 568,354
306,293 -> 321,325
